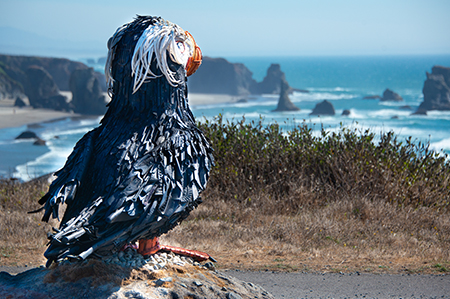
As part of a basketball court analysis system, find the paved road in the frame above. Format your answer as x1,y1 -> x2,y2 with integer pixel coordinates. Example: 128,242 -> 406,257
223,270 -> 450,299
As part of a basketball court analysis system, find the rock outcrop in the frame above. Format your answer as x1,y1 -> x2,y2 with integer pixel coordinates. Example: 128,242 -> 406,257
24,65 -> 71,111
69,68 -> 107,115
0,250 -> 274,299
188,57 -> 256,95
342,109 -> 351,116
15,131 -> 39,139
188,57 -> 294,96
310,100 -> 335,116
272,77 -> 300,112
380,89 -> 403,102
417,65 -> 450,111
15,130 -> 46,145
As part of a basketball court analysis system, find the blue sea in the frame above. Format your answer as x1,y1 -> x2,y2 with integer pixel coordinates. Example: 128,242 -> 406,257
1,55 -> 450,181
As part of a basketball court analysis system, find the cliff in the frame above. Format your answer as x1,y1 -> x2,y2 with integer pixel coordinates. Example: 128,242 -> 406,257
0,54 -> 94,91
0,54 -> 107,114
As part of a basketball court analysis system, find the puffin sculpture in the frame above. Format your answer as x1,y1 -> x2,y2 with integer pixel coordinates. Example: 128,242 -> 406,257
33,15 -> 214,266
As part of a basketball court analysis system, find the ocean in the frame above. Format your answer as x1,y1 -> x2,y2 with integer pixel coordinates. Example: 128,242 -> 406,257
1,55 -> 450,181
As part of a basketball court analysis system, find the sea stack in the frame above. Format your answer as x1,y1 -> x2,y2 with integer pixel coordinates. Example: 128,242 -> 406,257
272,77 -> 300,112
416,65 -> 450,112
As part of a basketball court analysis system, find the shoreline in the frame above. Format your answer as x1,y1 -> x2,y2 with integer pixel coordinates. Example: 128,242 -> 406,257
0,93 -> 235,130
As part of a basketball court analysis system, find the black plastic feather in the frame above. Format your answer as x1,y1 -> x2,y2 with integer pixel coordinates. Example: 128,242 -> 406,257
37,16 -> 214,266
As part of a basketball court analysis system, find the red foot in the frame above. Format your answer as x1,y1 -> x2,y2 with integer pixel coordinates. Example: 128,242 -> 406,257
137,237 -> 216,262
138,237 -> 161,255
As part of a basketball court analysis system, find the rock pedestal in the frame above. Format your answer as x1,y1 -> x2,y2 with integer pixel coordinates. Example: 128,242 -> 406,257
0,250 -> 274,299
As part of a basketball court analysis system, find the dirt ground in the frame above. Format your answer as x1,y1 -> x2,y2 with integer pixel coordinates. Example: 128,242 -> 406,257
1,244 -> 449,276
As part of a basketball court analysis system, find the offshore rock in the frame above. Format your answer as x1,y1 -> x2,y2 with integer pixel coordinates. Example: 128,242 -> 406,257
380,88 -> 403,102
69,68 -> 107,115
253,64 -> 290,95
310,100 -> 335,116
417,65 -> 450,111
15,130 -> 39,139
272,77 -> 300,112
24,65 -> 70,111
342,109 -> 351,116
33,138 -> 46,146
0,251 -> 274,299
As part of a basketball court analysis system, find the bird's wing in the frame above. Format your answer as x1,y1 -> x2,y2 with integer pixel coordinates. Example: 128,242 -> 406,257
35,128 -> 97,222
44,120 -> 213,262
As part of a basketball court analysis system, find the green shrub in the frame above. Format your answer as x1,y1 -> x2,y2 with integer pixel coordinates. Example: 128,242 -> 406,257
198,115 -> 450,213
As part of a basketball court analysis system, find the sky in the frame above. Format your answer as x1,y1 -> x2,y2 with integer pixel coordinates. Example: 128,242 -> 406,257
0,0 -> 450,58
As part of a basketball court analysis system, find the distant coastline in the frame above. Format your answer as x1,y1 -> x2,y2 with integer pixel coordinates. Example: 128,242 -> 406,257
0,92 -> 234,130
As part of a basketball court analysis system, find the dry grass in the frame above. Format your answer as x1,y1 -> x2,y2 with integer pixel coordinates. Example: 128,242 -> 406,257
0,177 -> 55,267
1,117 -> 449,274
162,185 -> 450,274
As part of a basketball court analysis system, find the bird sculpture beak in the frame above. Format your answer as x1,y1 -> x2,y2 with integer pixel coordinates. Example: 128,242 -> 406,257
185,31 -> 202,76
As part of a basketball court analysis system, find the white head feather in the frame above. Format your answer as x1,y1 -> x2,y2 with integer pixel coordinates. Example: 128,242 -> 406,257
105,18 -> 194,95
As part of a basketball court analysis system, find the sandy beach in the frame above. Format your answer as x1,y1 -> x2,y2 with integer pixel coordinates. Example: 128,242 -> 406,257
0,93 -> 235,130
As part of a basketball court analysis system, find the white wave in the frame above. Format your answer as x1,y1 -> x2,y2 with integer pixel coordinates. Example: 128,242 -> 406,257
78,117 -> 102,126
341,109 -> 366,119
378,101 -> 415,108
368,109 -> 411,118
41,127 -> 93,139
292,92 -> 358,102
260,94 -> 278,98
13,147 -> 72,181
306,87 -> 354,92
431,137 -> 450,152
425,110 -> 450,120
233,99 -> 278,108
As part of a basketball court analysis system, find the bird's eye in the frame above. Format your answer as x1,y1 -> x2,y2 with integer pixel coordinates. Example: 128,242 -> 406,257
177,41 -> 186,53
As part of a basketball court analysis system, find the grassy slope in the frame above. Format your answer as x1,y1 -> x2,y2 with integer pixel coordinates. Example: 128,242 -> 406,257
1,116 -> 449,273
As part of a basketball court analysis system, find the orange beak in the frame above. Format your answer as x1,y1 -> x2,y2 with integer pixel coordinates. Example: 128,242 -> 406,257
185,31 -> 202,76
